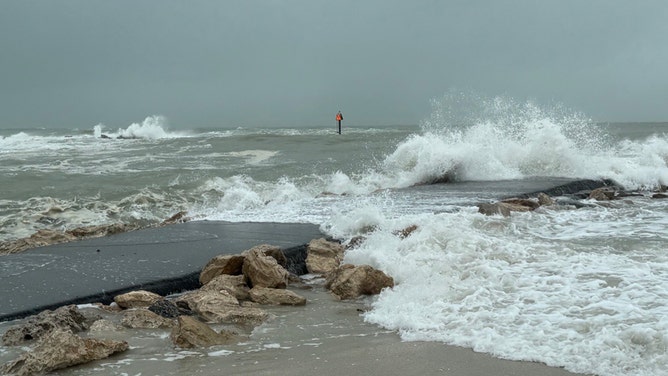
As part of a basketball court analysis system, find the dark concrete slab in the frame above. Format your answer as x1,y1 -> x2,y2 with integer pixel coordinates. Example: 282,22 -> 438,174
0,221 -> 324,322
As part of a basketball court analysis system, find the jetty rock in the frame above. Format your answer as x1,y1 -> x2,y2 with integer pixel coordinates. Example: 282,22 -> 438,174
2,305 -> 88,346
305,238 -> 345,275
0,328 -> 128,376
478,194 -> 555,217
242,246 -> 289,289
170,316 -> 240,349
113,290 -> 164,309
121,309 -> 175,329
148,299 -> 189,319
201,274 -> 251,301
174,289 -> 269,326
325,264 -> 394,300
248,286 -> 307,306
199,254 -> 245,285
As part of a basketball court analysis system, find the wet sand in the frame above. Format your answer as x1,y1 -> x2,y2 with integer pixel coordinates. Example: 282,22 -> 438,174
0,281 -> 589,376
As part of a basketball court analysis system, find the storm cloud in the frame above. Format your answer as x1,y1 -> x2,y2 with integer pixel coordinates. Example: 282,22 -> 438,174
1,1 -> 667,129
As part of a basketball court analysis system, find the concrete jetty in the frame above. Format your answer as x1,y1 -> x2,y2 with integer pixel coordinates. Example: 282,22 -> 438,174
0,221 -> 324,322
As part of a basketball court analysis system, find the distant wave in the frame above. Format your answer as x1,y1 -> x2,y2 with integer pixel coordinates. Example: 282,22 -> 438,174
94,115 -> 189,140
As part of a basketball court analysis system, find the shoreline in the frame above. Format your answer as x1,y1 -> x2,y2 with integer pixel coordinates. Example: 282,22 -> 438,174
0,283 -> 589,376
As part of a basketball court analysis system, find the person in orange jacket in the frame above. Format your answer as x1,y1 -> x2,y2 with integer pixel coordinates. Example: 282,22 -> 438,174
336,111 -> 343,134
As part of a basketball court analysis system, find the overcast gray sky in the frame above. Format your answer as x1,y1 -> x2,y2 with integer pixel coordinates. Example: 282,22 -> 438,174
1,1 -> 667,129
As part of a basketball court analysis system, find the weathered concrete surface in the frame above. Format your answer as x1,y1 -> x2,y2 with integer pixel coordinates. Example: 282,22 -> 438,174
0,221 -> 323,322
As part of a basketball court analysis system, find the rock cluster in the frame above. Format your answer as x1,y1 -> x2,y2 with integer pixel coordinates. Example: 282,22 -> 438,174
0,211 -> 189,255
477,184 -> 668,217
1,238 -> 395,375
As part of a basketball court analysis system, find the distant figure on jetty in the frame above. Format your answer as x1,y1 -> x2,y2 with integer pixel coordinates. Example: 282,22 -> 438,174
336,111 -> 343,134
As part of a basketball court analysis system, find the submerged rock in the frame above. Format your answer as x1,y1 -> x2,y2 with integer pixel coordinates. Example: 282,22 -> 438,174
170,316 -> 239,349
121,309 -> 175,329
201,274 -> 251,301
249,286 -> 307,306
0,328 -> 128,376
2,305 -> 88,346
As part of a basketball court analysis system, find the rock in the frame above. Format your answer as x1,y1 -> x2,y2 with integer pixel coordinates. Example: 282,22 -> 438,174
161,211 -> 190,225
589,187 -> 616,201
176,289 -> 239,312
114,290 -> 163,309
170,316 -> 239,349
249,287 -> 307,306
652,193 -> 668,199
121,309 -> 175,329
149,299 -> 189,318
89,319 -> 121,332
478,200 -> 536,216
241,244 -> 287,266
500,198 -> 540,210
477,202 -> 511,217
219,306 -> 271,327
66,223 -> 136,238
242,246 -> 289,288
346,236 -> 366,249
2,305 -> 88,346
393,225 -> 418,239
0,229 -> 75,254
200,274 -> 251,301
537,192 -> 555,206
0,328 -> 128,376
325,264 -> 394,300
305,238 -> 345,275
199,254 -> 246,285
174,289 -> 269,326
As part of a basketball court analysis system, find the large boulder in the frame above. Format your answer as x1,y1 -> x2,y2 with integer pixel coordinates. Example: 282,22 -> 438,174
199,254 -> 245,285
249,287 -> 307,306
589,187 -> 617,201
477,201 -> 533,217
200,274 -> 251,301
170,316 -> 239,349
121,309 -> 175,329
500,198 -> 540,210
2,305 -> 88,346
305,238 -> 345,275
0,328 -> 128,376
477,202 -> 512,217
537,192 -> 555,206
242,244 -> 288,267
325,264 -> 394,300
242,246 -> 289,288
174,289 -> 268,326
113,290 -> 163,309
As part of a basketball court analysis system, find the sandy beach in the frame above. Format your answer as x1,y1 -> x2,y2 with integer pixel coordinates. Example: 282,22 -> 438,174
0,280 -> 589,376
210,284 -> 589,376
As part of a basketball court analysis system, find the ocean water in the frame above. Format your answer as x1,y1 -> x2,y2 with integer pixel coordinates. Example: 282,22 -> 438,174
1,96 -> 668,375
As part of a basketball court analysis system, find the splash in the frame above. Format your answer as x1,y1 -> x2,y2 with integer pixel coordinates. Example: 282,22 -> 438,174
378,92 -> 668,189
94,115 -> 182,140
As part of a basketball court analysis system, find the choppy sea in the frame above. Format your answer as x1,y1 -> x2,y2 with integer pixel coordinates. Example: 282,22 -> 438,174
1,96 -> 668,375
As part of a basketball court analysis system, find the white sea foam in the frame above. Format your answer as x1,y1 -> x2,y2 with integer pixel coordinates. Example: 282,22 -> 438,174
338,201 -> 668,376
375,96 -> 668,190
